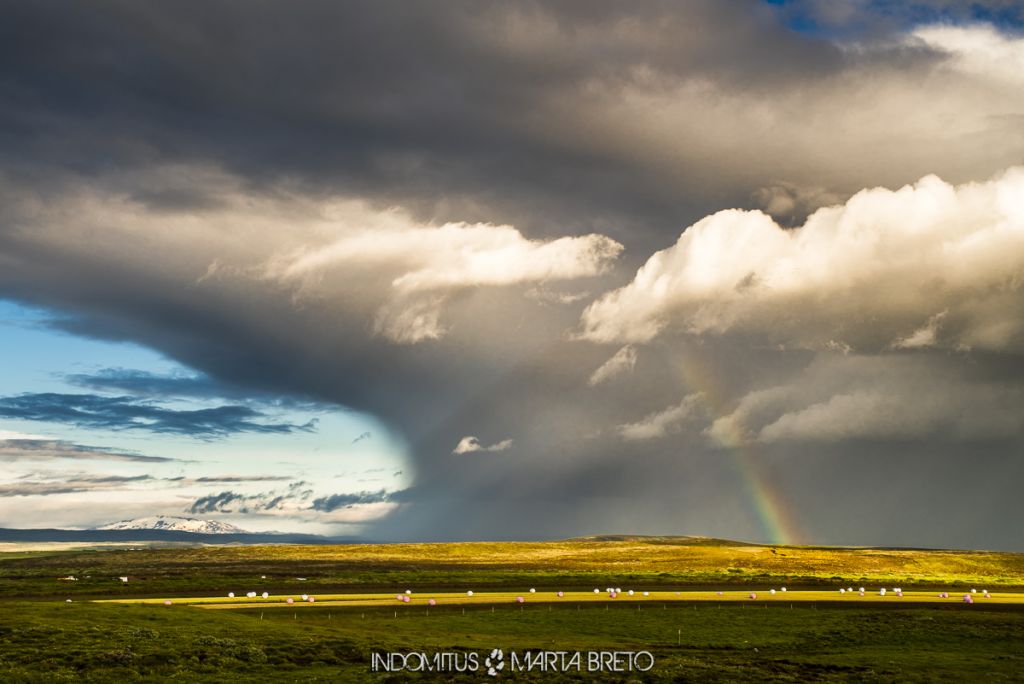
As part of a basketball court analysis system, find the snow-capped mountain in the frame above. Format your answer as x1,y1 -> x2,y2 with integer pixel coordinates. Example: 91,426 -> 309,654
96,516 -> 249,534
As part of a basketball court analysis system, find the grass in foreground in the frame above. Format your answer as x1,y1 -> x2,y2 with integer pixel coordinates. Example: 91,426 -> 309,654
0,600 -> 1022,682
3,540 -> 1023,680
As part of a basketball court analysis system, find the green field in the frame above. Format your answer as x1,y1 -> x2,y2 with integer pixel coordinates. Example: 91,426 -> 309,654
2,538 -> 1023,681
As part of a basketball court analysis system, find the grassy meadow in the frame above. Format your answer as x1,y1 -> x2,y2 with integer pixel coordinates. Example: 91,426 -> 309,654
3,536 -> 1023,599
1,537 -> 1023,681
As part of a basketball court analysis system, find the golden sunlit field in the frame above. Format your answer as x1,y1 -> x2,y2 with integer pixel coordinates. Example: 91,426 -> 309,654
2,537 -> 1024,681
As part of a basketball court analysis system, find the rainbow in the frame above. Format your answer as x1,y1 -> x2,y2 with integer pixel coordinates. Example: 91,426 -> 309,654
678,350 -> 802,545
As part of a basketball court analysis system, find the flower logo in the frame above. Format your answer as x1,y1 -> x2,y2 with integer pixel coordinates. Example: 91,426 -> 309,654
485,648 -> 505,676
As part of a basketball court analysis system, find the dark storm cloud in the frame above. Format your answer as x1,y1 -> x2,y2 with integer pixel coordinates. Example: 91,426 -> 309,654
0,393 -> 317,437
0,438 -> 175,463
0,0 -> 883,245
0,0 -> 1016,270
1,0 -> 1021,243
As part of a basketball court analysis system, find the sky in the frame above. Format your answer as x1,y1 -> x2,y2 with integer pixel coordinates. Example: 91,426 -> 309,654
1,0 -> 1023,548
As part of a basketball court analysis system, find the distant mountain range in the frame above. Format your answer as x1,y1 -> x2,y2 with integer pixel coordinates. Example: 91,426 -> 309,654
97,516 -> 249,534
0,516 -> 364,544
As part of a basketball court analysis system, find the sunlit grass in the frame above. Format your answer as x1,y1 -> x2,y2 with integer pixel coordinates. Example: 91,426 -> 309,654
4,537 -> 1021,601
98,588 -> 1024,610
4,540 -> 1024,681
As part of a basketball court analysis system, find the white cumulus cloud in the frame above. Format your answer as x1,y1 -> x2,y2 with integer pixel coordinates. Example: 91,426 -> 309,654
580,167 -> 1024,353
588,345 -> 638,386
616,394 -> 703,441
453,436 -> 514,454
912,23 -> 1024,88
270,211 -> 622,343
